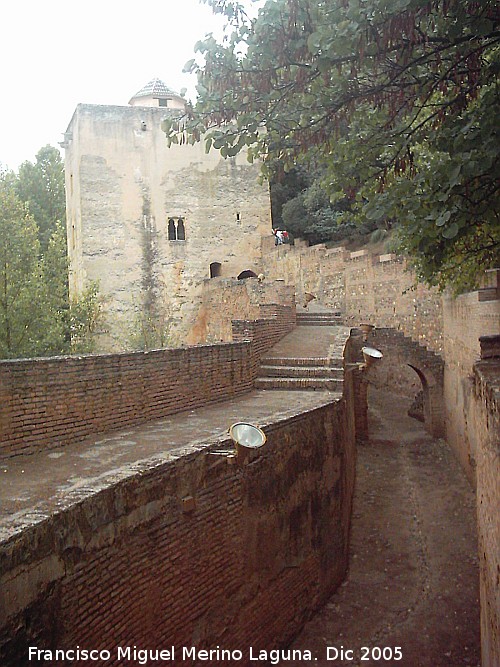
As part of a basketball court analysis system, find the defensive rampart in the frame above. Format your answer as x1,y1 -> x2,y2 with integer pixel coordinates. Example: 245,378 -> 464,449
0,299 -> 295,462
472,342 -> 500,667
263,240 -> 500,665
262,240 -> 443,352
0,295 -> 357,665
0,390 -> 355,667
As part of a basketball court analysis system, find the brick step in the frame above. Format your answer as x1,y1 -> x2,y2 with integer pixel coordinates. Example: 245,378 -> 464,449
296,316 -> 344,326
254,377 -> 343,391
260,365 -> 344,379
261,356 -> 343,367
296,311 -> 342,318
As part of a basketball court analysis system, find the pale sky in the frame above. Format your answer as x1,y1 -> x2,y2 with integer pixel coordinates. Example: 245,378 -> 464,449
0,0 -> 232,171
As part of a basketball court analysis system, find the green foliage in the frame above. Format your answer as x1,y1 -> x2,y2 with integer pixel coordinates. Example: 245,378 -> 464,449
0,179 -> 55,358
271,161 -> 372,245
69,281 -> 103,354
15,145 -> 66,250
0,155 -> 101,359
128,303 -> 173,351
171,0 -> 500,290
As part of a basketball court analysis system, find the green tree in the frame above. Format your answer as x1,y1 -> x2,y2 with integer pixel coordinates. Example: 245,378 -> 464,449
40,221 -> 72,354
0,177 -> 57,358
167,0 -> 500,290
15,145 -> 66,250
69,281 -> 103,354
0,164 -> 101,359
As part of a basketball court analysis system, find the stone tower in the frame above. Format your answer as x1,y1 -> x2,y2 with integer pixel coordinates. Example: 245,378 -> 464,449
63,78 -> 271,351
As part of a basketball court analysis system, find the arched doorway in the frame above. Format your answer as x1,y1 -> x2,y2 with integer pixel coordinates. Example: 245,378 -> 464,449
237,270 -> 258,280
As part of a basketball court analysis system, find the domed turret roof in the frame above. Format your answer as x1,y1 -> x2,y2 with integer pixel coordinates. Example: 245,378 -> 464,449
128,78 -> 185,108
130,78 -> 178,100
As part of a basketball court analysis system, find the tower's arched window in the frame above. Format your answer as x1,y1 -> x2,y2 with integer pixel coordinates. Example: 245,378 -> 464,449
167,216 -> 186,241
177,218 -> 185,241
168,218 -> 176,240
210,262 -> 222,278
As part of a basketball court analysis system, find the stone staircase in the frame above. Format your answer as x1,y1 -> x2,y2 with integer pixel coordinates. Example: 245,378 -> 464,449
255,356 -> 344,392
296,311 -> 343,326
254,310 -> 348,393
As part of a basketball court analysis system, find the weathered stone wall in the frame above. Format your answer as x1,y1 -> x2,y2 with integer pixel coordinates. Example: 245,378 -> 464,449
188,277 -> 296,344
442,289 -> 500,481
263,242 -> 500,469
472,348 -> 500,667
264,241 -> 500,666
262,242 -> 443,352
64,104 -> 272,351
0,399 -> 356,666
0,306 -> 294,462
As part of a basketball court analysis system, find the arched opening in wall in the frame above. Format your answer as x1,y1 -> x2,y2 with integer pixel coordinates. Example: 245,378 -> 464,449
177,218 -> 185,241
210,262 -> 222,278
365,353 -> 423,436
407,364 -> 429,425
168,218 -> 176,241
167,217 -> 186,241
237,270 -> 258,280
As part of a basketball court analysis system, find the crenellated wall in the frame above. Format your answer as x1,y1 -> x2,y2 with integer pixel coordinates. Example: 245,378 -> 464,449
264,239 -> 500,666
262,240 -> 443,352
263,241 -> 500,474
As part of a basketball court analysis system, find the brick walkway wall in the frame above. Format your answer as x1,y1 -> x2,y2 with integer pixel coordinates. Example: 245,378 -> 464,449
0,298 -> 297,462
0,400 -> 355,667
0,344 -> 253,461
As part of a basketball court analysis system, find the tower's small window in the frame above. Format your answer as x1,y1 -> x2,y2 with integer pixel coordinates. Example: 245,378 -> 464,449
210,262 -> 222,278
168,218 -> 176,240
159,99 -> 169,107
167,216 -> 186,241
177,218 -> 185,241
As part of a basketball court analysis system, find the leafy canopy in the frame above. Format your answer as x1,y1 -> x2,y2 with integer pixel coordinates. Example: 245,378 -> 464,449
15,145 -> 66,250
165,0 -> 500,291
0,154 -> 101,359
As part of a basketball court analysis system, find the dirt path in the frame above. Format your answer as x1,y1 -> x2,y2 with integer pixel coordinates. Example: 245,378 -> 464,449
288,391 -> 480,667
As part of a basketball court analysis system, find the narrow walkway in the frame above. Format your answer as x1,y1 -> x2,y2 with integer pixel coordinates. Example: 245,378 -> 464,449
0,390 -> 334,542
289,390 -> 480,667
0,322 -> 348,543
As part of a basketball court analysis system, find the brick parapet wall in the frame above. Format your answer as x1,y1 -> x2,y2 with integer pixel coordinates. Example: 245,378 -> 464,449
0,296 -> 297,462
0,343 -> 254,462
231,305 -> 297,377
0,399 -> 356,666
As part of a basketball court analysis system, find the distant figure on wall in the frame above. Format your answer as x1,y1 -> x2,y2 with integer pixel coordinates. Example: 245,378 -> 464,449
273,229 -> 288,245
